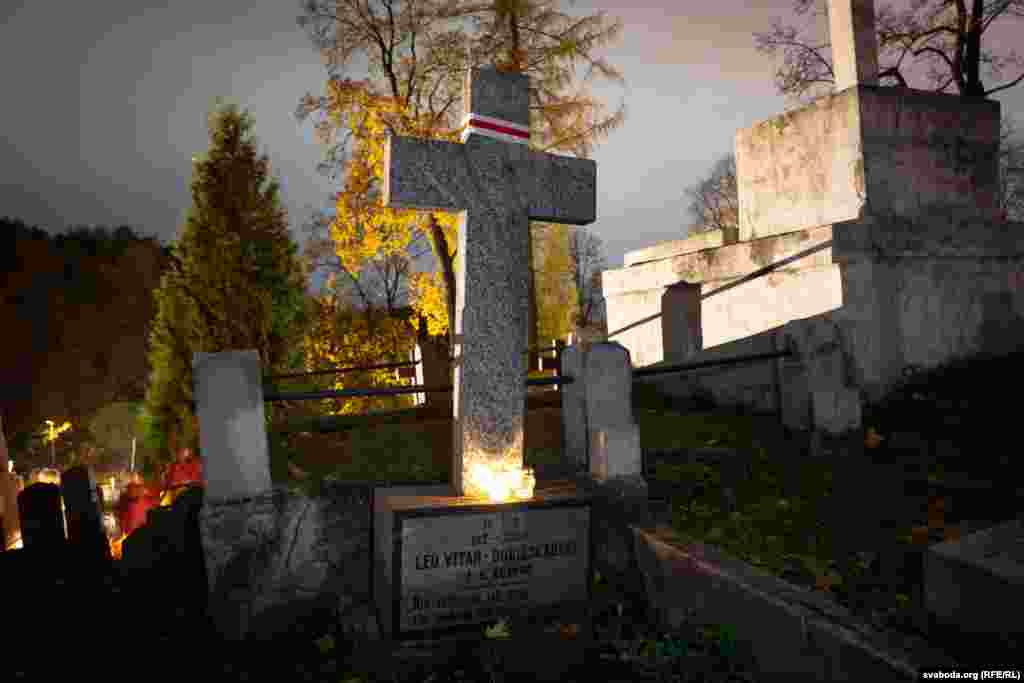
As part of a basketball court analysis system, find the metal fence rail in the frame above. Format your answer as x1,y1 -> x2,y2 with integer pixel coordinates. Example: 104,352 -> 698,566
631,349 -> 793,379
263,344 -> 567,382
259,347 -> 791,403
264,359 -> 417,381
263,375 -> 573,402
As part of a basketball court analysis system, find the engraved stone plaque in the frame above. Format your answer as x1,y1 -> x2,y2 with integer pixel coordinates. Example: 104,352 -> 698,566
391,499 -> 590,637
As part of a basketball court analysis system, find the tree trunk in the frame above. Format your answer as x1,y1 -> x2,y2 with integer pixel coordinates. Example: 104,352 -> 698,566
428,215 -> 458,361
963,0 -> 985,96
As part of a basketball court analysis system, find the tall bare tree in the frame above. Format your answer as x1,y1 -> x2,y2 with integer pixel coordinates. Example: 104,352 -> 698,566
754,0 -> 1024,104
567,226 -> 607,335
295,0 -> 627,352
682,153 -> 739,237
747,0 -> 1024,220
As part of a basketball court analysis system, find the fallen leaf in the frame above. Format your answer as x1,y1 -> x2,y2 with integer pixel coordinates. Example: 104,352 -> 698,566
315,634 -> 334,654
484,620 -> 511,639
865,427 -> 884,449
288,461 -> 310,480
815,571 -> 843,592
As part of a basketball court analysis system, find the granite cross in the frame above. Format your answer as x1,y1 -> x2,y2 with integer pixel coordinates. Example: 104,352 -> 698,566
383,65 -> 596,498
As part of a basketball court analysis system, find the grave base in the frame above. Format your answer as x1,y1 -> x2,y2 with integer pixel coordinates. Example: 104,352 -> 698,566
373,479 -> 593,644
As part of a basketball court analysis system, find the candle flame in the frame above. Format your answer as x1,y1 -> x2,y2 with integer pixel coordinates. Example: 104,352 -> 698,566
466,450 -> 535,502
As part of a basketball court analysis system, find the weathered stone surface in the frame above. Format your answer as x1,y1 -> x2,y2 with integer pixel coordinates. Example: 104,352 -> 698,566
662,280 -> 703,363
560,344 -> 588,470
193,350 -> 272,502
589,426 -> 642,482
812,388 -> 863,436
623,229 -> 727,267
602,226 -> 838,367
778,314 -> 862,435
925,518 -> 1024,638
632,526 -> 960,680
583,343 -> 636,433
736,86 -> 1000,242
383,65 -> 596,497
829,0 -> 879,92
199,481 -> 373,642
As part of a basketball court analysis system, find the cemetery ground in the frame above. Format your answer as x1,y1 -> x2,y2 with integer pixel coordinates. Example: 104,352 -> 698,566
6,355 -> 1021,681
262,352 -> 1024,677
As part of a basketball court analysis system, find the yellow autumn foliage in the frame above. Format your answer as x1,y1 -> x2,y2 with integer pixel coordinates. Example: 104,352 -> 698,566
321,78 -> 585,351
301,280 -> 416,416
409,270 -> 451,338
324,79 -> 462,337
534,223 -> 579,341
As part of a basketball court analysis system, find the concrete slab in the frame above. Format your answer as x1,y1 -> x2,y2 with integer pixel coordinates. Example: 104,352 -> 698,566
925,518 -> 1024,637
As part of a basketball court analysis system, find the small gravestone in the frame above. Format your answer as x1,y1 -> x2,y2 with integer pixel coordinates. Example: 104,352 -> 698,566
563,342 -> 645,486
61,465 -> 110,564
193,349 -> 272,502
925,518 -> 1024,638
17,483 -> 65,550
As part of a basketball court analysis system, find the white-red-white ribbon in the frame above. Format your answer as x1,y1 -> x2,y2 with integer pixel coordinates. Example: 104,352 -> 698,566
460,113 -> 530,145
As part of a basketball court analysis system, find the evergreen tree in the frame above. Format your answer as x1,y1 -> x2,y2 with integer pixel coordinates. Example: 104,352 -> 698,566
139,101 -> 310,469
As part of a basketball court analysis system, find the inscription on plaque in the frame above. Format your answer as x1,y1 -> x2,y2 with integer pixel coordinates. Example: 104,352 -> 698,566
395,502 -> 590,634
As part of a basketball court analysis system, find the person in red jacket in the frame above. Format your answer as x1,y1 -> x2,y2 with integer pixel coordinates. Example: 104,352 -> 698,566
115,475 -> 159,539
161,445 -> 203,506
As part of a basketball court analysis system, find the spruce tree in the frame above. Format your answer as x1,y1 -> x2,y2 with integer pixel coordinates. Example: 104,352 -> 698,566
139,101 -> 310,469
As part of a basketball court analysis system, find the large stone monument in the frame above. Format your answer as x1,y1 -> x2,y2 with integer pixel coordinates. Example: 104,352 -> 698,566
600,0 -> 1017,427
383,65 -> 596,498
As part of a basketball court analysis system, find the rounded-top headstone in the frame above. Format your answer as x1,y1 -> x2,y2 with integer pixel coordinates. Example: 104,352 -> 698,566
584,342 -> 636,431
193,349 -> 272,502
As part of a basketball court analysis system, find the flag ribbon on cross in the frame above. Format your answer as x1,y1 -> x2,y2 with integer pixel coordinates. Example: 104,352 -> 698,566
460,113 -> 530,145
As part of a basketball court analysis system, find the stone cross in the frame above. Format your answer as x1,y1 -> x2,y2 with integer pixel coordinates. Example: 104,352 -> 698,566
384,65 -> 596,497
829,0 -> 880,92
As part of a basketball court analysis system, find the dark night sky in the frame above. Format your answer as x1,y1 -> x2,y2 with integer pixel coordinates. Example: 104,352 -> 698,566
2,1 -> 1022,283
